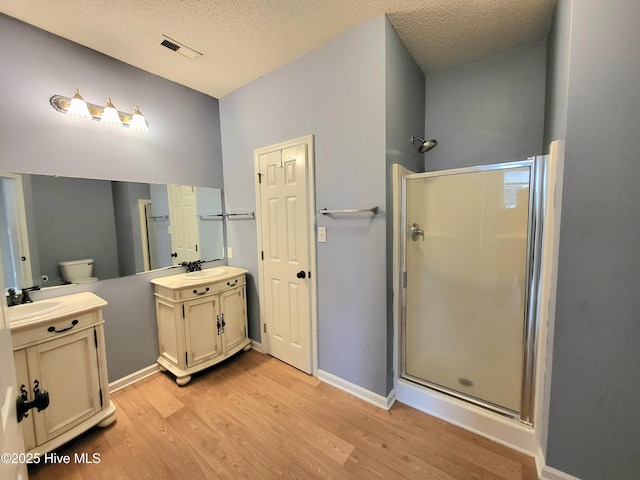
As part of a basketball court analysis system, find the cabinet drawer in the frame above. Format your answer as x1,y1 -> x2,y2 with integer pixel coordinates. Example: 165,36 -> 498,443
11,311 -> 100,348
178,274 -> 245,301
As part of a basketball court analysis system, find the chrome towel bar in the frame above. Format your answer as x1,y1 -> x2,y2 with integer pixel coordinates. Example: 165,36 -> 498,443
319,207 -> 378,215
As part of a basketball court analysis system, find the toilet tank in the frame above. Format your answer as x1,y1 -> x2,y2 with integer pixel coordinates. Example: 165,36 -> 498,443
59,259 -> 94,282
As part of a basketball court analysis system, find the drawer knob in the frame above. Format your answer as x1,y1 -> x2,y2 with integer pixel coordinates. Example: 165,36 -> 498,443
47,319 -> 79,333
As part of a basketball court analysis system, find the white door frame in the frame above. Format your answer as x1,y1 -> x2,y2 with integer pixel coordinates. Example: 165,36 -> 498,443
254,135 -> 318,376
0,173 -> 33,289
138,199 -> 152,271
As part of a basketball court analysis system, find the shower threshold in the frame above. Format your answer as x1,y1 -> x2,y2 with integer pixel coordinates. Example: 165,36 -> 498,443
401,373 -> 524,424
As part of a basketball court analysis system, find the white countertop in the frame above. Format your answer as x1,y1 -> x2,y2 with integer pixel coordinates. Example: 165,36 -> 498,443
8,292 -> 108,330
150,266 -> 248,290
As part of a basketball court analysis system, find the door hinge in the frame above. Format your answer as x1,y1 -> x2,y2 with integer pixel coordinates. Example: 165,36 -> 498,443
99,388 -> 103,408
94,329 -> 98,348
182,305 -> 185,319
258,172 -> 263,184
185,352 -> 188,366
195,244 -> 198,252
261,250 -> 264,260
403,270 -> 407,288
263,323 -> 267,333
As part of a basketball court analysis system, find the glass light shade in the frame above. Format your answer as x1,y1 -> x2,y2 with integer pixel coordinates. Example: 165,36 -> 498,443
67,89 -> 92,120
129,105 -> 149,132
101,98 -> 123,126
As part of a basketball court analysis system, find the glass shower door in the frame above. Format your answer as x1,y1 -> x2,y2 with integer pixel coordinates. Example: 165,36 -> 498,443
402,161 -> 539,417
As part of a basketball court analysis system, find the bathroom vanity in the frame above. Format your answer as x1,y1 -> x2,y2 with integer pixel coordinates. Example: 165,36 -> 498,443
151,266 -> 251,385
9,292 -> 117,454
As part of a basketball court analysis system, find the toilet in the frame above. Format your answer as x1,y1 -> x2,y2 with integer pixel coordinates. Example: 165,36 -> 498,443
58,259 -> 98,284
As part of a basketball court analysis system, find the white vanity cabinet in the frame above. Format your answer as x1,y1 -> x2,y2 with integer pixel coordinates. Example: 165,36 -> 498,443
10,292 -> 117,454
151,266 -> 251,385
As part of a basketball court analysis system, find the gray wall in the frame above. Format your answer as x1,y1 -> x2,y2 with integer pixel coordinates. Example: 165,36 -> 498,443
0,14 -> 225,381
545,1 -> 640,478
424,40 -> 547,170
30,175 -> 120,285
112,181 -> 151,276
221,16 -> 390,396
384,20 -> 426,392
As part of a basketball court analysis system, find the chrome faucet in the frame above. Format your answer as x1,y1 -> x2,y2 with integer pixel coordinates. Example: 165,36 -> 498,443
410,223 -> 425,241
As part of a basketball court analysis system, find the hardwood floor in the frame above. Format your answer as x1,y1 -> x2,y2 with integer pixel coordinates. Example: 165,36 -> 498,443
28,350 -> 538,479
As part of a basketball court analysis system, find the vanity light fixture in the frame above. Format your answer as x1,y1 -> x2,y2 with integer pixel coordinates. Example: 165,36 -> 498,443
50,89 -> 149,132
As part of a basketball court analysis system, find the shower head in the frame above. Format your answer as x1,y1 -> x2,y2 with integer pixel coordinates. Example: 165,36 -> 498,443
411,136 -> 438,154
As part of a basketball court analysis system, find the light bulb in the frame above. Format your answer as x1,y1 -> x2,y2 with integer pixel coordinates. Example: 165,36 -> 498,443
101,98 -> 123,126
129,105 -> 148,132
67,89 -> 92,120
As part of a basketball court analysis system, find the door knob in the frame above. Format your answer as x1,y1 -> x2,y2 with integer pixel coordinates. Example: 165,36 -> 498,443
296,270 -> 306,279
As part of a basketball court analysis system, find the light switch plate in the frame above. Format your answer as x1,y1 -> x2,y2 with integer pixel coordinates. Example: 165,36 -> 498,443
227,247 -> 233,258
318,227 -> 327,243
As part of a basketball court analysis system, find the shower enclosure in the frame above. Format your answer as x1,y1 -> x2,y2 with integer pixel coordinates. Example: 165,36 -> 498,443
401,158 -> 545,424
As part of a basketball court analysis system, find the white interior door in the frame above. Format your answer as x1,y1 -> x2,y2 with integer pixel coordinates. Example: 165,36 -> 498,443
256,138 -> 315,374
167,184 -> 200,264
0,254 -> 27,479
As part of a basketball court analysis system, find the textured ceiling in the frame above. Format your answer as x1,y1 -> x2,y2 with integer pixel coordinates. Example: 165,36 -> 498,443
0,0 -> 556,98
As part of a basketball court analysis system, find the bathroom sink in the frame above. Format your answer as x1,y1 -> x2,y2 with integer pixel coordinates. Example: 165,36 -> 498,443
183,268 -> 227,279
8,301 -> 64,321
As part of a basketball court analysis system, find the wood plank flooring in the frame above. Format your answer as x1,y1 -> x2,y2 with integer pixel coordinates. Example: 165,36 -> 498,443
28,350 -> 538,479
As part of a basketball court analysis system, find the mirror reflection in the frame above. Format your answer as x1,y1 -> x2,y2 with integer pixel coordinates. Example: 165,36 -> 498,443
0,173 -> 224,290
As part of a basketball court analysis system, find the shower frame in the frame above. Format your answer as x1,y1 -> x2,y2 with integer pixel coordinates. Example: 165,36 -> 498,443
399,157 -> 547,426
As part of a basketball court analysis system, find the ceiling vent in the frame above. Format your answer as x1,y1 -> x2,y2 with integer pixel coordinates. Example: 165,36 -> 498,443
159,35 -> 203,60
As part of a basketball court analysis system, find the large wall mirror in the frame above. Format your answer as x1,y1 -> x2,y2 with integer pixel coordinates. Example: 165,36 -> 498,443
0,173 -> 225,291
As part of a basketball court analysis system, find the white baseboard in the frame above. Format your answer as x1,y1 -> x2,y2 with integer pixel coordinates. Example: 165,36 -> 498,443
318,369 -> 395,410
109,364 -> 159,393
109,340 -> 260,394
541,465 -> 581,480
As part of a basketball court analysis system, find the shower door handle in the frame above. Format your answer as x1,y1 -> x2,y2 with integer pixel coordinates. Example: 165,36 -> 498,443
410,223 -> 424,241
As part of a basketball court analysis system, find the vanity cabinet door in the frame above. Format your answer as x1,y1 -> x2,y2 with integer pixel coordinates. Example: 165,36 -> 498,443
220,286 -> 247,353
21,328 -> 102,446
184,295 -> 223,367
